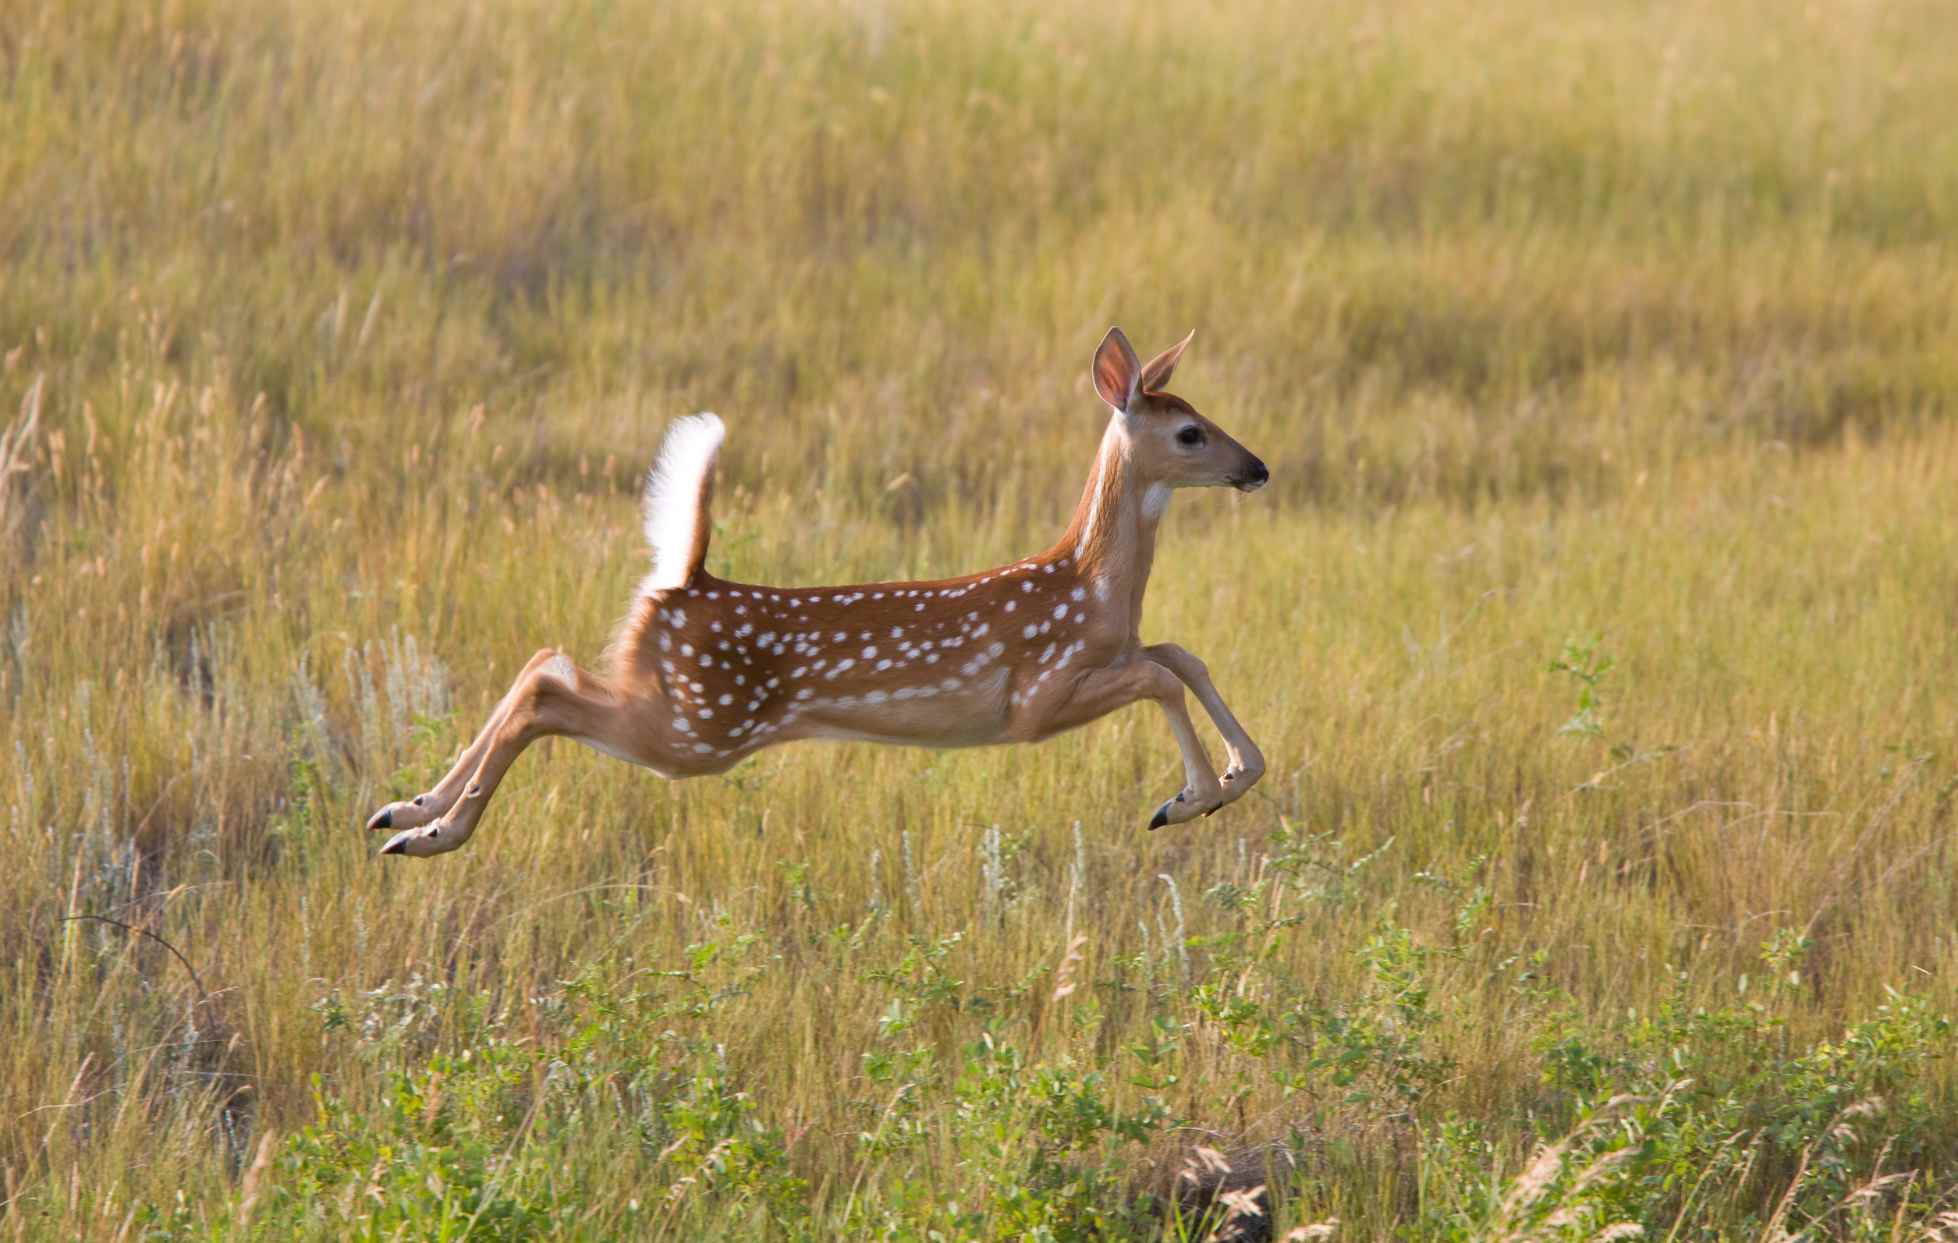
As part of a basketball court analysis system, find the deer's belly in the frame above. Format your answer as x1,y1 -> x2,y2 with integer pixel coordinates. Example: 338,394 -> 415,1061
790,667 -> 1012,749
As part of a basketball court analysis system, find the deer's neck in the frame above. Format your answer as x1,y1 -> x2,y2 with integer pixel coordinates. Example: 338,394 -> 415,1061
1056,415 -> 1167,633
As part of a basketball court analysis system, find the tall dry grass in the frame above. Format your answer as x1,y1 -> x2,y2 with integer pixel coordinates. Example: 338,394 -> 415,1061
2,0 -> 1956,1236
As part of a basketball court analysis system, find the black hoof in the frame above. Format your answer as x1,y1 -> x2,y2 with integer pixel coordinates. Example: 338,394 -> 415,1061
368,808 -> 393,831
1148,804 -> 1171,831
379,836 -> 406,856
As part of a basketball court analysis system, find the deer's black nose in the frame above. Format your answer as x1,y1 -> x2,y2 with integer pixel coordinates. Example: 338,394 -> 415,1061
1236,458 -> 1269,491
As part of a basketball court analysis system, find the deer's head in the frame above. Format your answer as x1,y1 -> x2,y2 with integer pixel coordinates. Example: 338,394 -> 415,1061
1092,327 -> 1268,496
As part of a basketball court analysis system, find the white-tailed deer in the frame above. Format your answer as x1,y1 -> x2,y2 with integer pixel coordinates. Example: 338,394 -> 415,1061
368,328 -> 1269,856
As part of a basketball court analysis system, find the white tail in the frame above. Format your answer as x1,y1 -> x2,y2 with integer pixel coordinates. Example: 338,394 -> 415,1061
369,328 -> 1270,857
639,412 -> 724,593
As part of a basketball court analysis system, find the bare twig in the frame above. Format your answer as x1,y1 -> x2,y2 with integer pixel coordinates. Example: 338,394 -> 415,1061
60,914 -> 212,1011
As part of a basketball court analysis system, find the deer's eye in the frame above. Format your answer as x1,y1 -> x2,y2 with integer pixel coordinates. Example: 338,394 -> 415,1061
1176,426 -> 1205,447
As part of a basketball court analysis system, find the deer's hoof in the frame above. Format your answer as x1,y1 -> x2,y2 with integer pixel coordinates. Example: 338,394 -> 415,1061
378,825 -> 440,857
369,795 -> 437,833
1149,787 -> 1224,830
380,821 -> 462,858
1149,790 -> 1192,831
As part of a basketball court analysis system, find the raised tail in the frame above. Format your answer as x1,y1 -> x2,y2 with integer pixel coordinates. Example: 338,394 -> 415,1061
639,413 -> 725,592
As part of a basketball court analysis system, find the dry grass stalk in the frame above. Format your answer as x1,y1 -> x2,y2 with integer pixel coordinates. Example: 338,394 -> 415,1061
0,375 -> 42,547
1050,934 -> 1088,1003
234,1129 -> 278,1227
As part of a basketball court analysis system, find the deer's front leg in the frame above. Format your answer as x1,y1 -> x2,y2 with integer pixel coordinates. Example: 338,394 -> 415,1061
1025,656 -> 1224,831
1144,643 -> 1266,808
366,647 -> 562,834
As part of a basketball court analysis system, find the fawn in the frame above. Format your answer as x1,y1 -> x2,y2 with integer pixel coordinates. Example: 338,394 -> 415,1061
369,327 -> 1269,856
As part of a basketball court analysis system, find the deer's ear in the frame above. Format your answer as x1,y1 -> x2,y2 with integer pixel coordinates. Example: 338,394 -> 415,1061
1092,327 -> 1142,412
1139,329 -> 1194,393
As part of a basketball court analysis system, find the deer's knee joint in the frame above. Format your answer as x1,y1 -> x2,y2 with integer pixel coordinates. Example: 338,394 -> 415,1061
1146,642 -> 1207,682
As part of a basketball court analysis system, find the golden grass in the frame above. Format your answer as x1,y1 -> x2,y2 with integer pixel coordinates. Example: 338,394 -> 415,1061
3,0 -> 1956,1236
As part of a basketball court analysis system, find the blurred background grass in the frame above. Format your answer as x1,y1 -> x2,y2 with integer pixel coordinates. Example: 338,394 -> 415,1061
3,0 -> 1956,1237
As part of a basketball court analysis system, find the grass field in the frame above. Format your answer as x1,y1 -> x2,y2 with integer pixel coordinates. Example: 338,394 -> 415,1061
5,0 -> 1958,1237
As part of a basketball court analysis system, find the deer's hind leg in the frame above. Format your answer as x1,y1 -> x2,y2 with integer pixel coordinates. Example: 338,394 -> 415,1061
375,651 -> 634,858
366,647 -> 561,835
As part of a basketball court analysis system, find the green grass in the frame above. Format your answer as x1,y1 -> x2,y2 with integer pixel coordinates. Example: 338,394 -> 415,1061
4,0 -> 1958,1237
